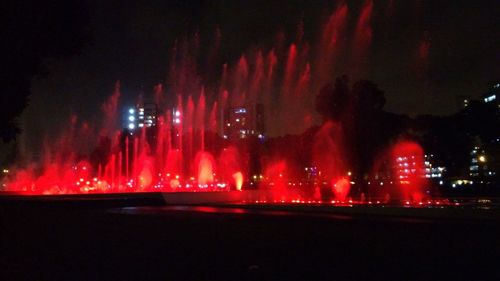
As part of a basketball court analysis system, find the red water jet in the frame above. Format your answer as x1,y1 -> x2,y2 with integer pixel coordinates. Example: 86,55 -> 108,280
352,0 -> 373,74
232,172 -> 243,191
195,151 -> 215,185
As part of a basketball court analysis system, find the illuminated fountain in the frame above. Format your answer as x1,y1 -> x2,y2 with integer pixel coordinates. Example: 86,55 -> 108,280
2,1 -> 451,206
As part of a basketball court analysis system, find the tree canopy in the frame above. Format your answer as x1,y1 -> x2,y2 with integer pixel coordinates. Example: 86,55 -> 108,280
1,1 -> 91,142
315,75 -> 408,187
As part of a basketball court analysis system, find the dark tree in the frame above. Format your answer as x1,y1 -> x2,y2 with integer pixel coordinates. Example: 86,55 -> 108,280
315,75 -> 350,121
351,80 -> 386,113
315,75 -> 409,193
1,1 -> 91,142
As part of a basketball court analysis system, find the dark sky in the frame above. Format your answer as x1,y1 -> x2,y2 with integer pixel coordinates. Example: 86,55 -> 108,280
20,0 -> 499,153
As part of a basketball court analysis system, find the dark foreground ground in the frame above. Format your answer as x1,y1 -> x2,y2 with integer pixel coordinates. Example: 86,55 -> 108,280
0,194 -> 499,281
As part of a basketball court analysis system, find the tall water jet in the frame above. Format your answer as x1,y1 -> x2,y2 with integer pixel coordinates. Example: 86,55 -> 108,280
315,3 -> 348,89
352,0 -> 373,76
195,151 -> 215,186
312,121 -> 347,200
264,160 -> 288,200
3,3 -> 401,201
232,172 -> 243,191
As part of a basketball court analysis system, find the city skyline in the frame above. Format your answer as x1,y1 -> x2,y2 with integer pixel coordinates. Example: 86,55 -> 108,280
16,0 -> 499,154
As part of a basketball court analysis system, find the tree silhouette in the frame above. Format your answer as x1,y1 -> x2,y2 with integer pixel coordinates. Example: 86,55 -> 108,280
315,75 -> 350,121
315,75 -> 408,192
1,1 -> 91,142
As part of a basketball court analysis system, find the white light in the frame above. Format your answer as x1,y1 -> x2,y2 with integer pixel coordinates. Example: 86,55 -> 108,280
128,123 -> 135,130
484,95 -> 496,103
129,108 -> 135,114
128,116 -> 135,121
138,123 -> 144,128
175,111 -> 181,117
174,118 -> 181,124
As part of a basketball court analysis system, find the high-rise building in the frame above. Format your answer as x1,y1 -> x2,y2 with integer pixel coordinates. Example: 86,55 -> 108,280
223,103 -> 265,140
469,146 -> 493,177
423,154 -> 445,178
125,102 -> 158,132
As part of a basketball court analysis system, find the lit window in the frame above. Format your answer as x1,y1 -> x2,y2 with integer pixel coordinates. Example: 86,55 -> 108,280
484,95 -> 496,103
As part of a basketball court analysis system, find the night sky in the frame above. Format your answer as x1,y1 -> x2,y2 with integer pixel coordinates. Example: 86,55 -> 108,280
20,0 -> 499,155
